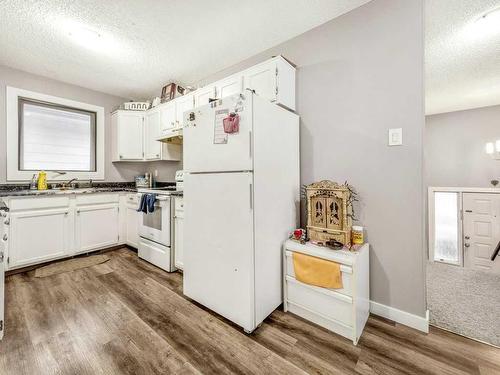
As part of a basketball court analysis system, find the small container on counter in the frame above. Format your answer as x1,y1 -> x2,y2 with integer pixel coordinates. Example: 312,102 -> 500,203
352,225 -> 364,245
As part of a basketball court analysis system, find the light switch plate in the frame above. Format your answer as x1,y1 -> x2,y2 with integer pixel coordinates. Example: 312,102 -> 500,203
388,128 -> 403,146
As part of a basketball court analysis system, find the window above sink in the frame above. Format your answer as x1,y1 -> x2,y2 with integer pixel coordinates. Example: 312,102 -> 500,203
6,87 -> 105,181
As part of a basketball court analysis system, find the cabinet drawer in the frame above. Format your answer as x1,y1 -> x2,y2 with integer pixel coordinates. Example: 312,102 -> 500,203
76,193 -> 119,205
286,276 -> 353,327
127,194 -> 139,205
285,251 -> 353,297
9,196 -> 70,211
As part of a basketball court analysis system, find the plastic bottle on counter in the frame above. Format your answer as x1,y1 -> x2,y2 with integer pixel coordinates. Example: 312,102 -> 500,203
37,171 -> 48,190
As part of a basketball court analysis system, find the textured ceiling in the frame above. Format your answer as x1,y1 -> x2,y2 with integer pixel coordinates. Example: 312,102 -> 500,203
426,0 -> 500,115
0,0 -> 371,100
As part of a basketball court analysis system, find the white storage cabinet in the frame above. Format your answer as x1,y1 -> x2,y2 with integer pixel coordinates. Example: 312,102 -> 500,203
112,111 -> 144,161
111,110 -> 181,162
8,197 -> 72,269
74,194 -> 120,254
174,196 -> 184,270
4,192 -> 139,270
283,240 -> 370,345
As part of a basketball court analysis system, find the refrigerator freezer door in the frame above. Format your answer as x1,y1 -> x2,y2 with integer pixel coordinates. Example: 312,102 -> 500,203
183,94 -> 253,173
183,172 -> 255,331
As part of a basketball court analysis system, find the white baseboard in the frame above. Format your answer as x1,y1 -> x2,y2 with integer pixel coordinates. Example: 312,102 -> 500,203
370,301 -> 429,333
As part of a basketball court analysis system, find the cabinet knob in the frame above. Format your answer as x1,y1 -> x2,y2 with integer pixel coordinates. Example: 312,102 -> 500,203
156,154 -> 160,158
119,155 -> 123,159
3,234 -> 7,241
4,219 -> 9,225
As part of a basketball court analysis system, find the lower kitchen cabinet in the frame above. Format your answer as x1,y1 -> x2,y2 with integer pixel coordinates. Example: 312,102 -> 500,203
9,208 -> 71,269
126,195 -> 139,248
75,204 -> 119,254
174,196 -> 184,270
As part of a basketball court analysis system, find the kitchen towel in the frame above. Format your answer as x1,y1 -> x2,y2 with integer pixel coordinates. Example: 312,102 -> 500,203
137,193 -> 156,213
146,193 -> 156,213
292,252 -> 343,289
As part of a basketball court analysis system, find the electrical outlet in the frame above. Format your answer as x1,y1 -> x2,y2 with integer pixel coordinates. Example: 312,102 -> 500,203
388,128 -> 403,146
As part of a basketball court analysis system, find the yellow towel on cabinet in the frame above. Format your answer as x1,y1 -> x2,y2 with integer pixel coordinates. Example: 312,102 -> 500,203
292,252 -> 343,289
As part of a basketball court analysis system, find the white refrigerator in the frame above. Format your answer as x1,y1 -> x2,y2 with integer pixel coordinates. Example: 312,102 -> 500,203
183,92 -> 300,332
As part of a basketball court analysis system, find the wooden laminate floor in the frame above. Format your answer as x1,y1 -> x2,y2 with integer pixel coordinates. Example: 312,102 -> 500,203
0,248 -> 498,375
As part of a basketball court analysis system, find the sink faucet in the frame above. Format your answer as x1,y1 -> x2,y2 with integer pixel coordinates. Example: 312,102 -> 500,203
61,178 -> 78,190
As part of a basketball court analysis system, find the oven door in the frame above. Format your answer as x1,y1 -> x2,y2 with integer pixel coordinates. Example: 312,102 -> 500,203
138,195 -> 171,246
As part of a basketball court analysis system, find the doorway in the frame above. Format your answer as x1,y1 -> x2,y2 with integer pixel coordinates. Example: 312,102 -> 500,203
427,189 -> 500,346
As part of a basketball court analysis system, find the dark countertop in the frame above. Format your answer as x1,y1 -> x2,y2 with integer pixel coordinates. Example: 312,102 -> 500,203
0,181 -> 175,198
0,187 -> 137,198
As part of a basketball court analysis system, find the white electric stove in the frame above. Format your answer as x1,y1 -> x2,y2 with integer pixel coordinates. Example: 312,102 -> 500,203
136,186 -> 176,272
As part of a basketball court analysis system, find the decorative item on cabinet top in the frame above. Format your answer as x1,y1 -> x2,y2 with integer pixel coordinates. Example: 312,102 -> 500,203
305,180 -> 357,247
121,101 -> 150,111
161,83 -> 194,103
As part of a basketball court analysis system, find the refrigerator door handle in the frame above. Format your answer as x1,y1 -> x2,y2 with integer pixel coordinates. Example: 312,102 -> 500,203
249,183 -> 253,210
249,130 -> 252,158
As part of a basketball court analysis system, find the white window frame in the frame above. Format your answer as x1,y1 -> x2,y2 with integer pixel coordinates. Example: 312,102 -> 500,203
428,187 -> 463,266
6,86 -> 105,181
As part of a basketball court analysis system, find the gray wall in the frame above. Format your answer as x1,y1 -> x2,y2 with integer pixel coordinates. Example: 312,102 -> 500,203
0,64 -> 180,183
199,0 -> 425,316
426,104 -> 500,188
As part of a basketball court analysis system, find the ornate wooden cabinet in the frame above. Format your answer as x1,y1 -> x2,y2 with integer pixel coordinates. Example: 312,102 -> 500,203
306,180 -> 352,246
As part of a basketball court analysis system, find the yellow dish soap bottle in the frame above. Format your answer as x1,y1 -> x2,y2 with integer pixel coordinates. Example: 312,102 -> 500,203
37,171 -> 48,190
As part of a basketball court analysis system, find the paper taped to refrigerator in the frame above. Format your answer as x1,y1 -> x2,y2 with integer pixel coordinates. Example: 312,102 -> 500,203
214,109 -> 229,144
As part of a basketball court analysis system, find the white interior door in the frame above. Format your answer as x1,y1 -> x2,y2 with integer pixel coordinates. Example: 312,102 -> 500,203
463,193 -> 500,274
183,172 -> 255,331
183,94 -> 253,173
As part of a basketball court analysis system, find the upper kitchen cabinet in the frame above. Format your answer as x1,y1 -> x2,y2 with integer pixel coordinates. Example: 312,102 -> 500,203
111,110 -> 144,161
159,100 -> 176,136
144,108 -> 162,160
175,93 -> 194,124
194,85 -> 216,108
243,56 -> 295,111
214,74 -> 243,100
112,110 -> 181,162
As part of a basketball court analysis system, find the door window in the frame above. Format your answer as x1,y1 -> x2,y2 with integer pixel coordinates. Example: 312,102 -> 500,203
143,206 -> 162,231
431,191 -> 461,265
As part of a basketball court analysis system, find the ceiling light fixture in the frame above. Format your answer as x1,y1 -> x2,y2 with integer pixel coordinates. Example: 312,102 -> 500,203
471,7 -> 500,38
68,26 -> 102,46
58,18 -> 125,56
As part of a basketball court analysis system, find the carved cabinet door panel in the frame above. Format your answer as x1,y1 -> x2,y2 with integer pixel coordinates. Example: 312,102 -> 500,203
326,196 -> 343,230
311,197 -> 327,228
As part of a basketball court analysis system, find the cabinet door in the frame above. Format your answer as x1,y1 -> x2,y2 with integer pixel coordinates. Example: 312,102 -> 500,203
175,94 -> 194,126
9,208 -> 70,268
194,86 -> 216,108
174,197 -> 184,270
144,110 -> 162,160
116,112 -> 144,160
75,204 -> 119,253
159,102 -> 176,135
215,75 -> 243,100
126,204 -> 139,248
243,62 -> 277,102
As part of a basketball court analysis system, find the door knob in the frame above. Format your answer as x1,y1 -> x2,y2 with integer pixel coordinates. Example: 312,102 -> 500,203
464,243 -> 470,248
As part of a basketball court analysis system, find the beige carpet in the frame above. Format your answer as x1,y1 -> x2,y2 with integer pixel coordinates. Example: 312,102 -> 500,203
34,254 -> 110,278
